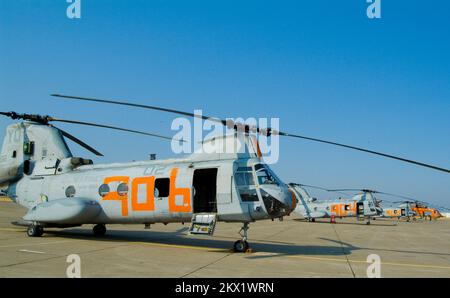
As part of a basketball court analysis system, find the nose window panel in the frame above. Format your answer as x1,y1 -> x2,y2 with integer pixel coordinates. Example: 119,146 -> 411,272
254,164 -> 280,185
239,188 -> 259,202
256,169 -> 276,185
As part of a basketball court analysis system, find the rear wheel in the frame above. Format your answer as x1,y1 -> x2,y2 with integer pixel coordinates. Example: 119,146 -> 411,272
27,225 -> 43,237
93,224 -> 106,236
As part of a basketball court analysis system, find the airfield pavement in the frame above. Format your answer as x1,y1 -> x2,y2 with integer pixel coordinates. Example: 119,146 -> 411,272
0,198 -> 449,278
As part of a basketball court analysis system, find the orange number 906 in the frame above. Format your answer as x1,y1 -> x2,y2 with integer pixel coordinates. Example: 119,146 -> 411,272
101,168 -> 191,216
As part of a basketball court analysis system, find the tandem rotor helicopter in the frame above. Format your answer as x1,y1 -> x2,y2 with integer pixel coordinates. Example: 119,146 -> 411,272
288,184 -> 381,224
0,94 -> 449,252
288,184 -> 416,224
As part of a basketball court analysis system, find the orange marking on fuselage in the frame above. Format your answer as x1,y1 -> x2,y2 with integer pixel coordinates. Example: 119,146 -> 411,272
131,176 -> 155,211
168,168 -> 192,213
102,176 -> 130,216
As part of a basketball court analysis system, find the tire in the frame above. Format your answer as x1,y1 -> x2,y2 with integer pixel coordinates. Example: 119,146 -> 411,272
93,224 -> 106,236
27,225 -> 43,237
36,226 -> 44,237
233,240 -> 249,253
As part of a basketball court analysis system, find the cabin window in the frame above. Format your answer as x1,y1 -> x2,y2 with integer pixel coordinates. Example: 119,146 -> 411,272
65,186 -> 76,198
98,184 -> 110,197
117,183 -> 129,196
12,151 -> 17,158
344,205 -> 351,211
154,178 -> 170,197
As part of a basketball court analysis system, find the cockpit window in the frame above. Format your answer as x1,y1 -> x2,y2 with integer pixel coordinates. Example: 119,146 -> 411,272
235,166 -> 255,186
235,172 -> 255,186
254,164 -> 265,171
255,164 -> 278,185
237,167 -> 252,172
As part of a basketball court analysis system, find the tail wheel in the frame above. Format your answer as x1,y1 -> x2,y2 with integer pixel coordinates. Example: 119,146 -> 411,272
233,240 -> 249,253
27,225 -> 44,237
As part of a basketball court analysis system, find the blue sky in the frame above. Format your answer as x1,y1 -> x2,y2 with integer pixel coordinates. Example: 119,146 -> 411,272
0,1 -> 449,207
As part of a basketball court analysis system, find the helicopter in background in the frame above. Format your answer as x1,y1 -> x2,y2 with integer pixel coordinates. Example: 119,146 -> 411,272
288,184 -> 383,224
392,200 -> 444,221
377,202 -> 416,221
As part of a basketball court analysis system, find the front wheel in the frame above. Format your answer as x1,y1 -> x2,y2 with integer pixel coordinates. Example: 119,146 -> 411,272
233,240 -> 249,253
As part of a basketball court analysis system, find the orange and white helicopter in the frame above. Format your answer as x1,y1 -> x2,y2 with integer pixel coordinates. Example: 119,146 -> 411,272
0,94 -> 448,252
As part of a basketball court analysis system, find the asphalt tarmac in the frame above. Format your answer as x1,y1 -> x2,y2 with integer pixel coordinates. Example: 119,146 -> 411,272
0,199 -> 449,278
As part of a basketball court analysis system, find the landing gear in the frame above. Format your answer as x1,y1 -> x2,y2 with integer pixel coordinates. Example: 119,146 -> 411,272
27,225 -> 44,237
93,224 -> 106,236
234,223 -> 250,253
233,240 -> 249,253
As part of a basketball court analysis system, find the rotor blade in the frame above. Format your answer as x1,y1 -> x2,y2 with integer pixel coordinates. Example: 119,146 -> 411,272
330,189 -> 417,201
49,118 -> 178,142
291,183 -> 351,196
373,191 -> 414,201
51,94 -> 226,126
327,188 -> 375,193
51,94 -> 450,174
56,127 -> 104,157
278,132 -> 450,174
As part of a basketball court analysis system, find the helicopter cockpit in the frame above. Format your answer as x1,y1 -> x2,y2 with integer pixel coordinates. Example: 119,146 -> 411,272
234,162 -> 293,219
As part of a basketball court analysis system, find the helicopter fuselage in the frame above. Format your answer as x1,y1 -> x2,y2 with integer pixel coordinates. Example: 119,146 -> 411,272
8,156 -> 294,226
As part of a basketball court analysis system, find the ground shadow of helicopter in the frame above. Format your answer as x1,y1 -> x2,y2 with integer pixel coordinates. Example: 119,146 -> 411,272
318,237 -> 450,258
40,227 -> 359,258
293,218 -> 398,227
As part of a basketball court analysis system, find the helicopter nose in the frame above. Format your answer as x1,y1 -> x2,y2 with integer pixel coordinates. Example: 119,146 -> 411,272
284,187 -> 296,212
259,185 -> 294,217
274,185 -> 296,214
